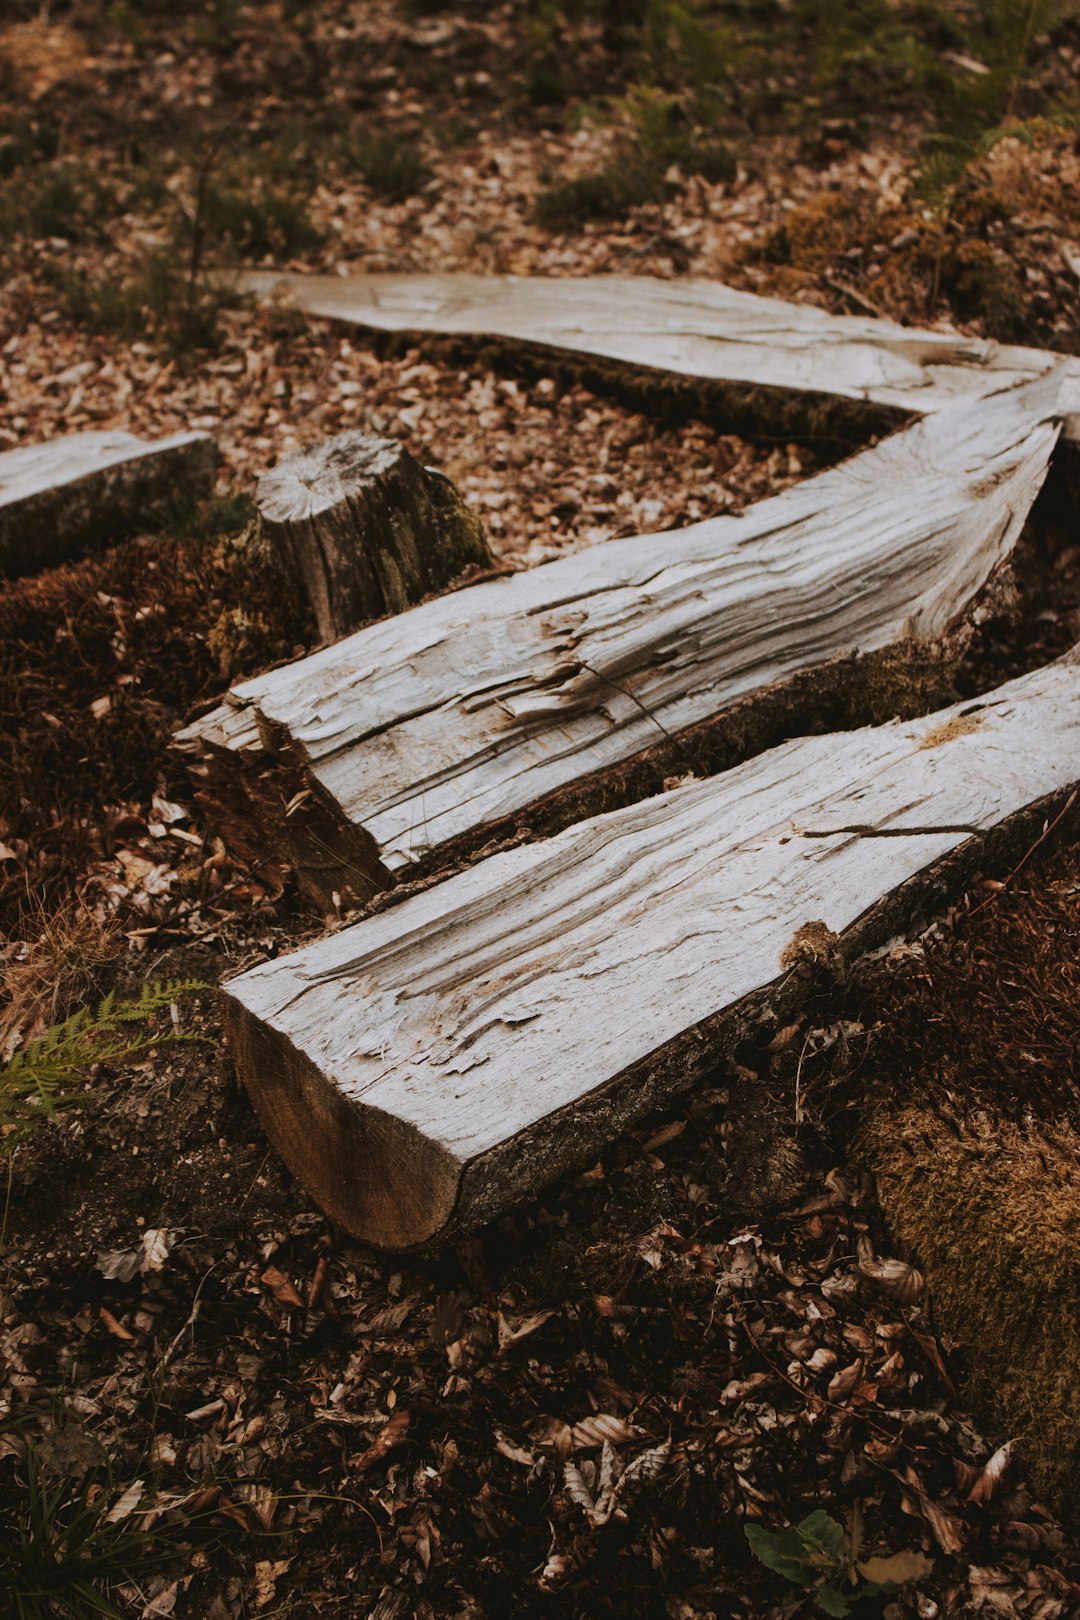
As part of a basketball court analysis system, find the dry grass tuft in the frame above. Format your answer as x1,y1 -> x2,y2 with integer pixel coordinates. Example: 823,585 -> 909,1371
0,900 -> 124,1061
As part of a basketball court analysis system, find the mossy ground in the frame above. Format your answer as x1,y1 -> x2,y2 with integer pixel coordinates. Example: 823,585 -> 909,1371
771,825 -> 1080,1526
858,1104 -> 1080,1516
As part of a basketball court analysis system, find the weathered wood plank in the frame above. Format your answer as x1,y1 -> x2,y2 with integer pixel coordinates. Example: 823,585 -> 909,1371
0,429 -> 217,578
258,431 -> 492,642
238,269 -> 1080,444
224,659 -> 1080,1251
176,374 -> 1066,908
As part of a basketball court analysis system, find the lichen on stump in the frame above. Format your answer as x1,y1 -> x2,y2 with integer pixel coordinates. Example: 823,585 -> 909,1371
256,431 -> 492,643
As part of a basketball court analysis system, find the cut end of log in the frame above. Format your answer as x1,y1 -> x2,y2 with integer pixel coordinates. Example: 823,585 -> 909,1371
256,429 -> 492,643
224,994 -> 461,1250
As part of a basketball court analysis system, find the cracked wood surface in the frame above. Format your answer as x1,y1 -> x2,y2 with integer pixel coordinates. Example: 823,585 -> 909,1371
176,372 -> 1065,906
0,428 -> 217,577
224,660 -> 1080,1250
238,269 -> 1080,443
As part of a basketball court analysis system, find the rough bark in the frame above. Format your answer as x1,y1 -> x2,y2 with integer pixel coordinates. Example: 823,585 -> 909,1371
222,660 -> 1080,1251
257,431 -> 492,643
176,374 -> 1066,910
0,429 -> 217,578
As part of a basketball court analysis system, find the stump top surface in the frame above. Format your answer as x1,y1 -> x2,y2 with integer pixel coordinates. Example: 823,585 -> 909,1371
256,431 -> 406,524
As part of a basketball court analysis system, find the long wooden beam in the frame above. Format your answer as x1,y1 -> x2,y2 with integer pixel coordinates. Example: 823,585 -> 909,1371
176,374 -> 1066,908
237,269 -> 1080,444
223,659 -> 1080,1251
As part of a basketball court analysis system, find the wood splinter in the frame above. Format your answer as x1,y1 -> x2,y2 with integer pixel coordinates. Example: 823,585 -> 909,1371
257,430 -> 493,643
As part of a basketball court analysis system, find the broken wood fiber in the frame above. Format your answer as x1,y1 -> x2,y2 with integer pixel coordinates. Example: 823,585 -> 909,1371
257,431 -> 492,643
223,660 -> 1080,1251
0,428 -> 217,578
176,372 -> 1067,911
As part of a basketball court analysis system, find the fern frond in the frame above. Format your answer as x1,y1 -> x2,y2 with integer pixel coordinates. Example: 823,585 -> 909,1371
0,980 -> 213,1158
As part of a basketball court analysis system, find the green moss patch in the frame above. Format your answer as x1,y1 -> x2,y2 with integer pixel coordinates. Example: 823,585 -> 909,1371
858,1105 -> 1080,1518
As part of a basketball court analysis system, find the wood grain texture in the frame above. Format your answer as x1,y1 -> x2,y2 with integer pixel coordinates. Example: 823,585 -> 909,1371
0,428 -> 217,577
224,659 -> 1080,1251
258,431 -> 491,641
177,373 -> 1066,907
237,269 -> 1080,444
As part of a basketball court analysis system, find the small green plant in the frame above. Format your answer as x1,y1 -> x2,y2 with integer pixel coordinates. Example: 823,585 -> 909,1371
0,164 -> 112,249
745,1510 -> 933,1616
535,156 -> 666,226
0,1434 -> 204,1620
0,120 -> 58,180
193,0 -> 242,51
916,0 -> 1080,206
344,132 -> 431,200
1,979 -> 209,1161
109,0 -> 145,50
48,254 -> 238,359
197,177 -> 322,258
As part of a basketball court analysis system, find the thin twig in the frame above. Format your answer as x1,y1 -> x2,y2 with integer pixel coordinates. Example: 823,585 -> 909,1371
967,789 -> 1077,920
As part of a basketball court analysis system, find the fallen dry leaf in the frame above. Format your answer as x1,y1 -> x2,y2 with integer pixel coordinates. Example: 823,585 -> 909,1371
496,1309 -> 554,1350
351,1409 -> 411,1475
494,1430 -> 538,1468
968,1441 -> 1016,1505
857,1256 -> 925,1306
570,1413 -> 645,1450
254,1558 -> 292,1609
106,1479 -> 145,1523
141,1581 -> 179,1618
260,1265 -> 304,1309
99,1305 -> 136,1343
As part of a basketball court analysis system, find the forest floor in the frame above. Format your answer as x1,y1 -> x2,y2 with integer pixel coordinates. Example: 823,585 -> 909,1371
2,3 -> 1080,1617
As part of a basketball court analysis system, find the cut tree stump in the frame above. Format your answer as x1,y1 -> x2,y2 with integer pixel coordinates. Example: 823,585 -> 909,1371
257,431 -> 492,643
0,428 -> 217,578
175,372 -> 1067,909
223,659 -> 1080,1251
238,269 -> 1080,448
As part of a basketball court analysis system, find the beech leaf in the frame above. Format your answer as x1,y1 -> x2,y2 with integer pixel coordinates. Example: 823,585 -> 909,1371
857,1549 -> 934,1590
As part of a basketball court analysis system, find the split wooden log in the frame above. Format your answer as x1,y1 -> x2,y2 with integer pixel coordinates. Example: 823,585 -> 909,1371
238,269 -> 1080,448
0,428 -> 217,578
223,659 -> 1080,1251
257,431 -> 492,643
175,372 -> 1066,910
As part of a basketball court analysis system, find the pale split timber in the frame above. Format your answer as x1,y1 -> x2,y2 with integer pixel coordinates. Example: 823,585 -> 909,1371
237,268 -> 1080,445
223,659 -> 1080,1251
175,371 -> 1068,908
0,428 -> 217,577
